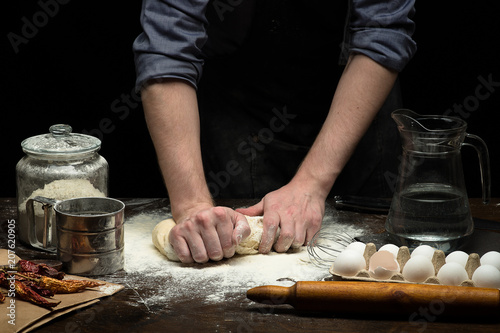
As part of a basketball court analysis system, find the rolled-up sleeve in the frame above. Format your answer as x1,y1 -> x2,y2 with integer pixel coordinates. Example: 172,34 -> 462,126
342,0 -> 417,72
133,0 -> 209,90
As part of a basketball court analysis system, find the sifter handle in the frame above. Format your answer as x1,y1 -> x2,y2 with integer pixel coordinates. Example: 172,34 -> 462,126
26,196 -> 58,250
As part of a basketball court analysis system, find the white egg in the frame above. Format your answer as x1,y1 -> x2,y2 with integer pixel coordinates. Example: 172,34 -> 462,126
368,250 -> 400,280
332,249 -> 366,277
471,264 -> 500,289
402,255 -> 435,283
411,245 -> 436,260
436,262 -> 468,286
378,244 -> 400,259
445,251 -> 469,267
480,251 -> 500,271
345,241 -> 366,255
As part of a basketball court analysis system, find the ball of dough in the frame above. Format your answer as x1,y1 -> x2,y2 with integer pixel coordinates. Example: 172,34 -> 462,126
236,216 -> 266,255
152,218 -> 179,261
152,215 -> 280,261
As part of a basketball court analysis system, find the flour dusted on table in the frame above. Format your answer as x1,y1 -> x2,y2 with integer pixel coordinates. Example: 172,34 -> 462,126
122,207 -> 366,312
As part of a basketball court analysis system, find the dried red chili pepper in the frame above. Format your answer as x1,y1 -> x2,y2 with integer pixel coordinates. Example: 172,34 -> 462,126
0,272 -> 8,302
2,260 -> 106,310
36,276 -> 104,294
16,273 -> 104,294
0,271 -> 12,290
3,272 -> 53,297
0,273 -> 6,303
17,260 -> 65,280
21,280 -> 55,298
14,280 -> 60,309
63,279 -> 104,289
15,271 -> 41,279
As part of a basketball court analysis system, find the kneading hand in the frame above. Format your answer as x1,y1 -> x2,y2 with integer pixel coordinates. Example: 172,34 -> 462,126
237,182 -> 325,253
168,206 -> 251,263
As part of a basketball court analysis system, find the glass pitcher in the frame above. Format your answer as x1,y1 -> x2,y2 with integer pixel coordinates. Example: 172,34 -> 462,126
385,109 -> 490,252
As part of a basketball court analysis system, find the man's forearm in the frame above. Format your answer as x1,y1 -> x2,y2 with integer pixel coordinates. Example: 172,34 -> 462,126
293,54 -> 398,197
141,79 -> 213,220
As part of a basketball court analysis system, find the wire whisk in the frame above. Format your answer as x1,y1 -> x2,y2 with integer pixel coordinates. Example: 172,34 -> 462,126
307,229 -> 355,268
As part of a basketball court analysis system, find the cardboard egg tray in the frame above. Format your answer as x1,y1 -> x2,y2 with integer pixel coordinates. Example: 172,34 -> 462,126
329,243 -> 482,287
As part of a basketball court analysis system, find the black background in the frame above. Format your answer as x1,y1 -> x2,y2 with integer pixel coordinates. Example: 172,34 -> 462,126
2,1 -> 499,200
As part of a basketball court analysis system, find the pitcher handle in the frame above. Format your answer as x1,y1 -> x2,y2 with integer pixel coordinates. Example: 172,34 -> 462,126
26,196 -> 58,250
463,134 -> 491,204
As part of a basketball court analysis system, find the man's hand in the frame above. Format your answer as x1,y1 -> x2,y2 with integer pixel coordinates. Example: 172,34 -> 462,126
237,54 -> 398,254
237,180 -> 325,253
168,206 -> 251,263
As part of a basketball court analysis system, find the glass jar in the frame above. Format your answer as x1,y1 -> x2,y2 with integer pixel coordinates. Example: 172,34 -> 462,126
16,124 -> 108,252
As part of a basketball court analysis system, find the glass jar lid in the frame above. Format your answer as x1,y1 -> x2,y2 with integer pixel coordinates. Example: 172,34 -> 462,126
21,124 -> 101,157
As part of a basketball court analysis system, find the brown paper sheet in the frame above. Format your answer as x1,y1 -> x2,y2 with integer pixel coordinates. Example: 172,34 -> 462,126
1,249 -> 124,333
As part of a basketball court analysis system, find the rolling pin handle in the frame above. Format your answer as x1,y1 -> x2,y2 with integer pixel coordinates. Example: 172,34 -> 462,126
247,281 -> 500,317
247,285 -> 293,306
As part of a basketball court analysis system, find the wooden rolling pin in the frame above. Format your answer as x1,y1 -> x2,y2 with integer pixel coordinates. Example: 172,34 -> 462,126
247,281 -> 500,317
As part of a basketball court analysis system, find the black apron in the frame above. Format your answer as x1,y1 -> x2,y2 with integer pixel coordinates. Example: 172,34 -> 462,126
198,0 -> 401,199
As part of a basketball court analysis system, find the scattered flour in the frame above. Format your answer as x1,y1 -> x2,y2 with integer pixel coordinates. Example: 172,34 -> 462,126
121,205 -> 366,312
97,283 -> 124,296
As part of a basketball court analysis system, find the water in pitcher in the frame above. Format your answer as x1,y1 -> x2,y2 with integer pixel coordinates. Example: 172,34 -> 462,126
385,109 -> 490,253
386,183 -> 473,252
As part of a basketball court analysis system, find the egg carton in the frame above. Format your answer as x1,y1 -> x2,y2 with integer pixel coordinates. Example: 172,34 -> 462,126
329,243 -> 484,287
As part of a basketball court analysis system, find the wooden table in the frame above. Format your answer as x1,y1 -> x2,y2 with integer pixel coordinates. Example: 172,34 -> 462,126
1,197 -> 500,333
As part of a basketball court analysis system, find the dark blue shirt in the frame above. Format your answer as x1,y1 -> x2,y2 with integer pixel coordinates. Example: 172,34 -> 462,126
133,0 -> 417,90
